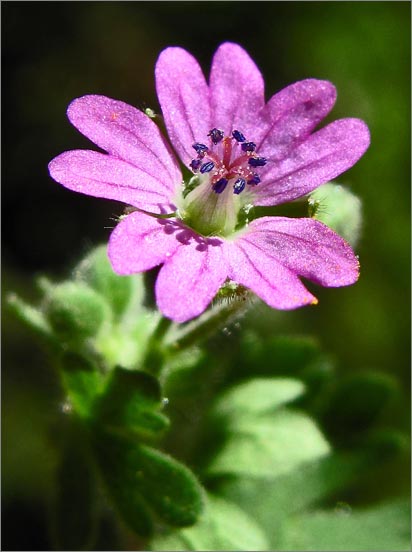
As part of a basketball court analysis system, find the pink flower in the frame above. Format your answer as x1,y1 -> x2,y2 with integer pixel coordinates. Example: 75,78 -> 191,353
49,43 -> 370,323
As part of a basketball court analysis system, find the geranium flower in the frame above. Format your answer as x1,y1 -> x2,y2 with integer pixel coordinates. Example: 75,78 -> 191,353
49,43 -> 370,323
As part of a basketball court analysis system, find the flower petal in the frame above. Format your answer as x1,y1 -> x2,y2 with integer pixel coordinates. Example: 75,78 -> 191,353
49,150 -> 174,211
256,79 -> 337,160
254,118 -> 371,206
67,95 -> 181,194
155,47 -> 211,166
108,211 -> 181,275
155,235 -> 227,323
226,236 -> 317,310
209,42 -> 265,138
243,217 -> 360,287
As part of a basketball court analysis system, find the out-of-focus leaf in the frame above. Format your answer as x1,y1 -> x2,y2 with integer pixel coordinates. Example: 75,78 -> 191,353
151,494 -> 269,551
7,293 -> 55,343
94,367 -> 169,439
235,334 -> 323,379
208,409 -> 330,479
52,429 -> 98,551
60,352 -> 103,418
212,378 -> 305,422
279,499 -> 410,551
93,431 -> 204,537
321,372 -> 400,443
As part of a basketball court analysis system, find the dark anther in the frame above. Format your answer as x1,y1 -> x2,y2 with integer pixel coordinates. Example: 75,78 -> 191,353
192,143 -> 209,155
208,128 -> 224,144
190,159 -> 202,171
248,157 -> 267,167
241,141 -> 257,152
200,161 -> 215,173
212,178 -> 228,194
233,178 -> 246,194
232,130 -> 246,142
247,174 -> 261,185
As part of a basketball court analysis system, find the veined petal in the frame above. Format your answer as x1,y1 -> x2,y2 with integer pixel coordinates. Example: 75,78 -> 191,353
49,150 -> 174,211
155,47 -> 211,166
155,235 -> 227,323
67,95 -> 181,193
243,217 -> 359,287
254,118 -> 371,206
210,42 -> 265,137
108,211 -> 181,275
226,237 -> 317,310
256,79 -> 337,159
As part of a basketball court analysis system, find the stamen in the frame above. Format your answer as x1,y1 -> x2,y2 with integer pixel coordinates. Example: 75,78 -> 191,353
200,161 -> 215,173
232,130 -> 246,143
190,159 -> 202,171
247,174 -> 261,185
233,178 -> 246,195
212,178 -> 228,194
192,143 -> 209,155
248,157 -> 267,167
241,141 -> 256,152
208,128 -> 224,144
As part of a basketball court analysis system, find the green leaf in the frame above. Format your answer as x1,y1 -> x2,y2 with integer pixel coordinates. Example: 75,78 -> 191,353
60,352 -> 103,418
212,378 -> 305,422
44,281 -> 111,345
309,182 -> 362,247
216,436 -> 409,549
208,408 -> 330,479
280,499 -> 411,551
52,430 -> 98,550
73,244 -> 140,319
151,495 -> 269,551
236,333 -> 323,379
93,431 -> 204,537
94,367 -> 169,439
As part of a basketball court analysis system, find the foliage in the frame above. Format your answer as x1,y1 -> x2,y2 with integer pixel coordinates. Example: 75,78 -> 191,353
8,244 -> 410,550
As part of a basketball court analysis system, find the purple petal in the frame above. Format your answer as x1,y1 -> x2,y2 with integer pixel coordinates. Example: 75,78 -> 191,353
67,95 -> 181,193
226,237 -> 317,310
254,118 -> 371,206
155,235 -> 227,323
209,42 -> 265,138
256,79 -> 337,160
243,217 -> 359,287
49,150 -> 174,210
108,211 -> 181,275
155,47 -> 211,166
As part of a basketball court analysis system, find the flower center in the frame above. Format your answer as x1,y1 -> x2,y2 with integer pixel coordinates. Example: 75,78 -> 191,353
178,129 -> 267,238
189,128 -> 267,195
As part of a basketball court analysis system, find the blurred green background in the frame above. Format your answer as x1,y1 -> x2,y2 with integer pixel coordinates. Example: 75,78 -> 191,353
2,2 -> 410,550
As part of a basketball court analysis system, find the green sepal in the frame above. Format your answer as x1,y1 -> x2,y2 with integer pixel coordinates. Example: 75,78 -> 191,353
94,367 -> 169,440
59,352 -> 104,419
93,430 -> 204,537
73,245 -> 139,320
43,281 -> 111,345
308,182 -> 362,247
7,292 -> 56,344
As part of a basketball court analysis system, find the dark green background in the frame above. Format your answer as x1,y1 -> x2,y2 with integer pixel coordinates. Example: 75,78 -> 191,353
2,2 -> 410,550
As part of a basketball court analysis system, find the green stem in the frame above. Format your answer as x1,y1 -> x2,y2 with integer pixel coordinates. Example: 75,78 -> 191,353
165,291 -> 255,352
